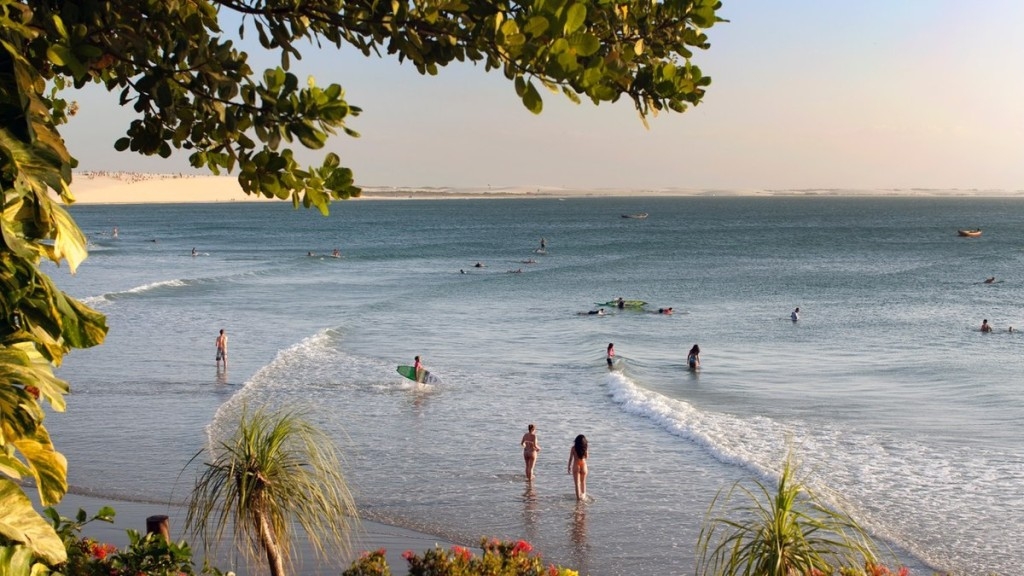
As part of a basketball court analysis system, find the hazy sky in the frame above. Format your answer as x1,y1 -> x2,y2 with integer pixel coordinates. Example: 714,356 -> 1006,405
63,1 -> 1024,190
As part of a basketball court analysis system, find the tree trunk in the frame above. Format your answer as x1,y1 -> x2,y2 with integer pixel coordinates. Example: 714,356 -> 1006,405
255,509 -> 286,576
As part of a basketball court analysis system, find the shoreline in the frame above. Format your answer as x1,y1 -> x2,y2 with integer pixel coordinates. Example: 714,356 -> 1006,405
54,492 -> 455,576
57,172 -> 1024,204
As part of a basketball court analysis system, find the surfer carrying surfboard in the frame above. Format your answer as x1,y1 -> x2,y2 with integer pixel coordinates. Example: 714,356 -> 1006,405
414,355 -> 424,382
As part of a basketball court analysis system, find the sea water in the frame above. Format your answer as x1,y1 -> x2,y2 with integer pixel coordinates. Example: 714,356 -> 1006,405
46,197 -> 1024,575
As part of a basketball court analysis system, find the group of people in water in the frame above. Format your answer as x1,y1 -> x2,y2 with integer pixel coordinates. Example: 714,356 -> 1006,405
520,424 -> 589,501
605,342 -> 701,371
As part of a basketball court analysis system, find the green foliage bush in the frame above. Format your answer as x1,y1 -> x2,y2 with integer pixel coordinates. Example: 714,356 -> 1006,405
43,506 -> 225,576
343,538 -> 579,576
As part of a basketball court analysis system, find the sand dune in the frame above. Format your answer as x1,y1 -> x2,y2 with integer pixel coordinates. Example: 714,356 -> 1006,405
57,171 -> 1023,204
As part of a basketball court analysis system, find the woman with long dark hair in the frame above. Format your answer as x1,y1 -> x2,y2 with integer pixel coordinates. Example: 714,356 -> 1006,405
567,434 -> 588,501
687,344 -> 701,370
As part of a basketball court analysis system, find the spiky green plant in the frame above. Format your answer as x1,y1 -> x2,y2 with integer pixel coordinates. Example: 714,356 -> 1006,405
696,451 -> 882,576
185,405 -> 357,576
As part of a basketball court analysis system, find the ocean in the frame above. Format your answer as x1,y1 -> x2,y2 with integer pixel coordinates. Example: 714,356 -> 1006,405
45,196 -> 1023,575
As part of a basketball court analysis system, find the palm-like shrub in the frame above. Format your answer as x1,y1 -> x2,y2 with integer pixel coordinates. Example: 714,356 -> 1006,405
186,405 -> 356,576
696,452 -> 883,576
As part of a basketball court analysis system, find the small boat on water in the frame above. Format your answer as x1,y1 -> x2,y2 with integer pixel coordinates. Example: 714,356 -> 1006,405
622,212 -> 648,219
957,229 -> 982,238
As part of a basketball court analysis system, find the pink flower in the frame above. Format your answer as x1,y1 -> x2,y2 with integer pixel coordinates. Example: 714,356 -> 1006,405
401,550 -> 415,560
898,568 -> 910,576
511,540 -> 533,555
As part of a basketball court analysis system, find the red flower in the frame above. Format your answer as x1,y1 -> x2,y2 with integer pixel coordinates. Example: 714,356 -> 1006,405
451,545 -> 472,562
89,541 -> 116,560
511,540 -> 533,555
898,568 -> 910,576
402,550 -> 415,561
548,564 -> 559,576
25,385 -> 40,399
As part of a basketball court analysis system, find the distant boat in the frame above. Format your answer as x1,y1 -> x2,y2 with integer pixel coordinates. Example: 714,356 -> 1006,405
622,212 -> 648,219
957,229 -> 982,238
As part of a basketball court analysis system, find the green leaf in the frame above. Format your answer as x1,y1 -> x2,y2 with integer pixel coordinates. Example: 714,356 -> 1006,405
521,80 -> 543,114
569,33 -> 600,57
45,45 -> 72,66
0,479 -> 66,564
514,75 -> 526,97
564,3 -> 587,34
524,16 -> 550,38
0,544 -> 38,576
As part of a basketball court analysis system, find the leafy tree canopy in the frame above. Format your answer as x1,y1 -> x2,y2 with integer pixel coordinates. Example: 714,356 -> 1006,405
0,0 -> 722,570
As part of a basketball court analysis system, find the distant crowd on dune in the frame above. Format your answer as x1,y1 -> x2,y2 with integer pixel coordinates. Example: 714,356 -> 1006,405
80,171 -> 200,184
67,171 -> 1023,202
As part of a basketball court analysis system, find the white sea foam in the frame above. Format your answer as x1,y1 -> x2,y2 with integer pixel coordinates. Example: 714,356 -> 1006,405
604,371 -> 1022,574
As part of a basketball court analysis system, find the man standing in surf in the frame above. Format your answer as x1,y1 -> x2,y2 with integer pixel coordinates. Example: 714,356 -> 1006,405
215,329 -> 228,369
414,355 -> 424,383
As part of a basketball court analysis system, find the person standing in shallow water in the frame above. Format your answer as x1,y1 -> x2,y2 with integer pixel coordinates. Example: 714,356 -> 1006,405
791,307 -> 800,322
413,355 -> 425,382
521,424 -> 541,480
606,343 -> 615,368
215,329 -> 228,369
568,434 -> 588,501
687,344 -> 700,370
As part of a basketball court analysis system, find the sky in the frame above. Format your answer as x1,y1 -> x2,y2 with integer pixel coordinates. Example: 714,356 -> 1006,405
62,1 -> 1024,191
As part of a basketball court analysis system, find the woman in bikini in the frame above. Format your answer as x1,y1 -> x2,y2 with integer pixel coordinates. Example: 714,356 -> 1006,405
687,344 -> 701,370
521,424 -> 541,480
567,434 -> 588,501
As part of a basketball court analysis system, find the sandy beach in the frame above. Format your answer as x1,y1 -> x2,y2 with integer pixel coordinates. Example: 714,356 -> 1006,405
61,171 -> 1023,204
54,492 -> 455,575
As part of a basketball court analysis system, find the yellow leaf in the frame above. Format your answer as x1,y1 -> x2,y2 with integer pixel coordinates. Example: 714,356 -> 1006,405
47,202 -> 88,273
0,479 -> 67,564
